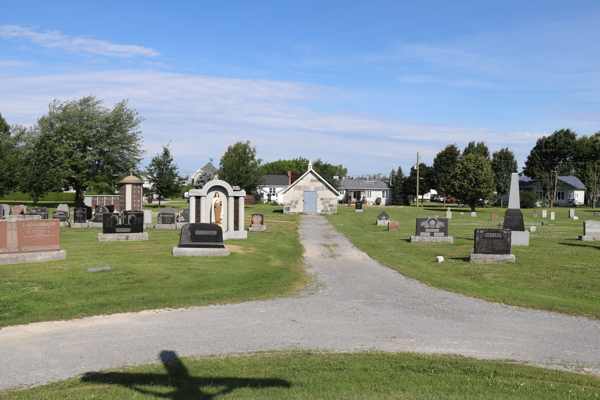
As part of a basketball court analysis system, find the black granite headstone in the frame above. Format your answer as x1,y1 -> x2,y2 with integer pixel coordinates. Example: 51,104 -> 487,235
474,229 -> 511,254
158,213 -> 175,224
355,202 -> 363,210
52,210 -> 69,222
179,209 -> 189,222
30,207 -> 49,219
94,206 -> 109,222
123,210 -> 144,226
503,209 -> 525,231
29,211 -> 48,219
105,205 -> 115,213
415,217 -> 449,237
84,205 -> 93,220
75,207 -> 88,223
542,221 -> 549,226
178,223 -> 225,248
377,211 -> 389,221
103,212 -> 143,234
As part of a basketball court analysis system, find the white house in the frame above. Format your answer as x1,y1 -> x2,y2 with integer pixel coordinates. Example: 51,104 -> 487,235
257,173 -> 292,204
338,179 -> 392,205
520,175 -> 586,206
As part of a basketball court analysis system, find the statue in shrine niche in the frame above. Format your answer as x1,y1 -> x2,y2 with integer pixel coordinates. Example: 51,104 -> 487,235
211,193 -> 224,228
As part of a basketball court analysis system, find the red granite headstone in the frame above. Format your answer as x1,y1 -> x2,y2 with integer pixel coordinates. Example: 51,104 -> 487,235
0,220 -> 61,254
11,205 -> 23,215
491,214 -> 497,221
388,221 -> 399,231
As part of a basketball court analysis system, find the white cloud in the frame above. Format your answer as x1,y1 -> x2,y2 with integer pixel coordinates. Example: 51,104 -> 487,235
0,25 -> 160,58
0,59 -> 32,67
0,70 -> 541,174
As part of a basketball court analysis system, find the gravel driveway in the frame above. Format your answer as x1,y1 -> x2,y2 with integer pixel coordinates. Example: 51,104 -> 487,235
1,214 -> 599,390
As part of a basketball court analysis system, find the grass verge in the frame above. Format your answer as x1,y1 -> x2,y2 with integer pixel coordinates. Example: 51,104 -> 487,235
326,204 -> 600,319
0,205 -> 308,327
2,351 -> 599,399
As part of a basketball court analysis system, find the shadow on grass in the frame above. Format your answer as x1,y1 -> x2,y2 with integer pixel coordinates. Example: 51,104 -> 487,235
450,257 -> 471,262
456,237 -> 474,241
272,209 -> 283,213
559,242 -> 600,250
81,350 -> 291,400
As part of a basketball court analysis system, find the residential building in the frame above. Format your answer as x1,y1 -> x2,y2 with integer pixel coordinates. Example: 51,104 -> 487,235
338,179 -> 391,205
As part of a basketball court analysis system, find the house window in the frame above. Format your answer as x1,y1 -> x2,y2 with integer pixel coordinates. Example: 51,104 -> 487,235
269,188 -> 276,196
556,191 -> 565,200
366,191 -> 372,198
340,190 -> 345,195
382,191 -> 388,199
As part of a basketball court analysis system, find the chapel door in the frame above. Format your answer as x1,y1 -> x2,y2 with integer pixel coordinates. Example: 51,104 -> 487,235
304,191 -> 317,213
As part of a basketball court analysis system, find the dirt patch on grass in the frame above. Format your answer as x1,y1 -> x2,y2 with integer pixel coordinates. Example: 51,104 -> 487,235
226,244 -> 254,254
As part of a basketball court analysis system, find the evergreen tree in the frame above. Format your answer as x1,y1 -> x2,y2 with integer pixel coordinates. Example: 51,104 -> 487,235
392,166 -> 406,205
219,141 -> 263,193
145,145 -> 186,208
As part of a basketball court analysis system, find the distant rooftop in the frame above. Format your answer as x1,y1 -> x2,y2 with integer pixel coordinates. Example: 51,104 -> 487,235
339,179 -> 391,190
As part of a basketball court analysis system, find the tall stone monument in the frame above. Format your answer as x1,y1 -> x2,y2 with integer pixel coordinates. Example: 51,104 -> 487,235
503,173 -> 529,246
118,172 -> 144,211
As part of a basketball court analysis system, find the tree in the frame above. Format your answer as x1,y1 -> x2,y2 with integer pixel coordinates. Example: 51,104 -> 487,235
523,129 -> 577,208
258,157 -> 347,190
404,163 -> 434,205
463,141 -> 490,160
574,132 -> 600,208
0,113 -> 20,197
446,154 -> 495,211
432,144 -> 461,199
491,148 -> 518,207
145,145 -> 186,208
193,170 -> 213,189
311,159 -> 346,190
391,166 -> 407,205
26,96 -> 144,204
218,141 -> 263,193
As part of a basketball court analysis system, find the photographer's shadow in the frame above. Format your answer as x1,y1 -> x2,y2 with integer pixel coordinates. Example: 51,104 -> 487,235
81,350 -> 291,399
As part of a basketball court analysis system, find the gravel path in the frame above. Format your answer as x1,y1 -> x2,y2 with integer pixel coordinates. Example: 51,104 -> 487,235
1,215 -> 599,390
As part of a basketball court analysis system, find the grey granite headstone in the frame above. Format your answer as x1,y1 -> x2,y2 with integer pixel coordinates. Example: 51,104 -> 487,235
52,210 -> 69,222
542,221 -> 549,226
580,220 -> 600,241
376,211 -> 389,225
87,266 -> 113,272
471,212 -> 476,217
550,212 -> 555,220
568,209 -> 575,218
532,210 -> 537,218
542,210 -> 547,218
0,204 -> 9,217
411,217 -> 453,243
158,213 -> 175,225
57,204 -> 69,213
162,206 -> 175,215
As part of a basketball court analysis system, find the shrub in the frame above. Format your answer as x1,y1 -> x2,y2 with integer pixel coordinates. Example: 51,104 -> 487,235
520,190 -> 538,209
0,192 -> 76,202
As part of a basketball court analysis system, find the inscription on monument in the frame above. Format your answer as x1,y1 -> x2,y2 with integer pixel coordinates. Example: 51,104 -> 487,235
474,229 -> 511,254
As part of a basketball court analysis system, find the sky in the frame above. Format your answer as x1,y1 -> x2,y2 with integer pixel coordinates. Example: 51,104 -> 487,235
1,0 -> 599,178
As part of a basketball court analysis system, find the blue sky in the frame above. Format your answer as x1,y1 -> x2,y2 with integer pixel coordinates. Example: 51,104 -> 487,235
1,0 -> 599,177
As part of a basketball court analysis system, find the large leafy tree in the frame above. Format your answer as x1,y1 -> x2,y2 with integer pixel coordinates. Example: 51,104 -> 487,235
574,132 -> 600,208
0,113 -> 20,197
446,154 -> 495,211
463,141 -> 490,160
432,144 -> 461,198
523,129 -> 577,208
404,163 -> 434,205
259,157 -> 346,190
26,96 -> 144,204
491,148 -> 518,207
145,145 -> 186,208
218,141 -> 263,193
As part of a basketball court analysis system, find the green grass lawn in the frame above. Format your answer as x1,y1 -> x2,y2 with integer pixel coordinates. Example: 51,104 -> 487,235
327,203 -> 600,319
2,351 -> 598,399
0,204 -> 308,327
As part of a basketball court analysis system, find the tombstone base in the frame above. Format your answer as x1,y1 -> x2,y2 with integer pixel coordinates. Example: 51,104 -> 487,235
69,221 -> 89,228
176,222 -> 188,230
144,223 -> 154,230
0,250 -> 67,265
579,235 -> 599,242
224,231 -> 248,240
154,223 -> 177,230
355,209 -> 363,213
249,225 -> 267,232
89,222 -> 104,229
97,233 -> 148,242
376,220 -> 389,226
172,247 -> 230,257
58,221 -> 69,227
510,230 -> 530,246
410,236 -> 454,244
469,253 -> 516,264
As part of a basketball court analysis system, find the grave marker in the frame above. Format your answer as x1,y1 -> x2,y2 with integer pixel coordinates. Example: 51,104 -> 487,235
580,220 -> 600,241
388,221 -> 399,231
249,213 -> 266,232
376,211 -> 389,226
410,217 -> 453,243
172,223 -> 230,256
469,228 -> 515,263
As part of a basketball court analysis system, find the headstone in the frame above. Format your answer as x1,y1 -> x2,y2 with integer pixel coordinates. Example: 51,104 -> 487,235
542,210 -> 547,218
103,212 -> 143,234
10,205 -> 24,215
249,213 -> 266,232
0,219 -> 66,265
388,221 -> 399,231
445,210 -> 452,219
0,204 -> 10,217
594,212 -> 600,217
29,209 -> 48,220
179,209 -> 190,223
376,211 -> 389,226
411,217 -> 453,243
177,223 -> 225,248
355,202 -> 363,212
532,210 -> 537,218
162,206 -> 175,215
503,209 -> 525,231
143,209 -> 153,224
460,212 -> 464,216
491,214 -> 497,221
469,228 -> 515,263
56,204 -> 69,213
530,226 -> 536,232
580,220 -> 600,241
94,206 -> 109,222
105,205 -> 115,213
502,172 -> 528,246
52,210 -> 69,222
568,209 -> 575,218
74,207 -> 88,223
550,212 -> 555,220
471,212 -> 476,217
542,221 -> 549,226
158,213 -> 175,225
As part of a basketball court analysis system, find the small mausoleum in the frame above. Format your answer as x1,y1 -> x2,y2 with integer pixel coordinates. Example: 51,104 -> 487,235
118,173 -> 144,211
188,180 -> 247,239
281,161 -> 339,214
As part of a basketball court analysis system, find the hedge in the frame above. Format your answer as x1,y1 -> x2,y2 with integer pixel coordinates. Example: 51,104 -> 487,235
0,192 -> 76,202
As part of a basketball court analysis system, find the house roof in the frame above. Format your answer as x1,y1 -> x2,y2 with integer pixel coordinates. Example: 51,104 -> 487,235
339,179 -> 391,190
260,175 -> 289,186
520,175 -> 586,190
201,162 -> 218,175
281,166 -> 340,196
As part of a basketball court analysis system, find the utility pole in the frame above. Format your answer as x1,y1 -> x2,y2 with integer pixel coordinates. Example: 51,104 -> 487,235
416,152 -> 420,208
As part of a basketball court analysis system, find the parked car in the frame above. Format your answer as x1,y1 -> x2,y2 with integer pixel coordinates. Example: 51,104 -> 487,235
444,197 -> 453,203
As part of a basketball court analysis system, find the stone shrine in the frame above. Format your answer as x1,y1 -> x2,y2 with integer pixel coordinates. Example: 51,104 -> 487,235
376,211 -> 389,226
503,172 -> 528,246
469,228 -> 515,263
410,217 -> 453,243
0,218 -> 67,265
579,220 -> 600,241
118,173 -> 144,211
188,180 -> 247,240
249,214 -> 266,232
172,223 -> 230,257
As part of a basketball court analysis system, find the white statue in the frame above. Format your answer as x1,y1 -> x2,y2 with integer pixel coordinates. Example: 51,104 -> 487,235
211,193 -> 224,228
